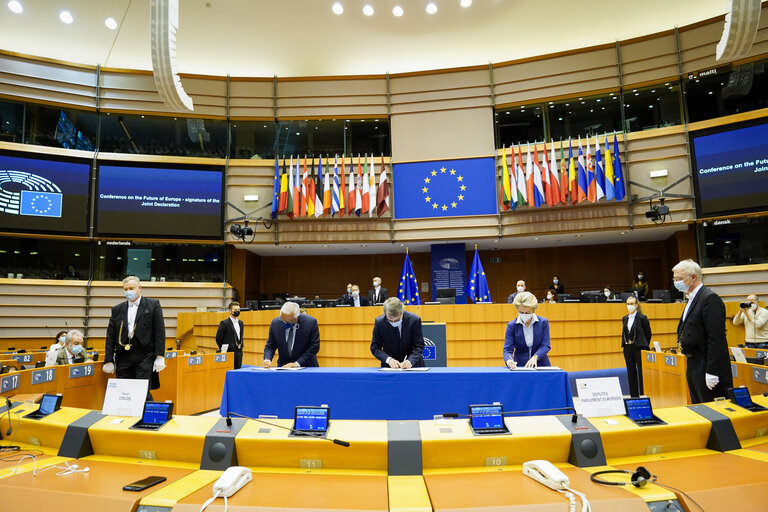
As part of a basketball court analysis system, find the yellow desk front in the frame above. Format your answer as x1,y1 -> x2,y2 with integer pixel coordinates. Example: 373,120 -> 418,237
641,350 -> 689,407
1,402 -> 93,452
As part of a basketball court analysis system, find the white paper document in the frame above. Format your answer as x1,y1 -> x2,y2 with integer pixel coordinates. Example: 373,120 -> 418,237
378,367 -> 431,371
101,378 -> 148,417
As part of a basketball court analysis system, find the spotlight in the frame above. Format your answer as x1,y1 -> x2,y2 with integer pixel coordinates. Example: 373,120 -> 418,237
105,17 -> 118,30
59,10 -> 73,24
8,1 -> 23,14
332,2 -> 343,14
426,2 -> 437,14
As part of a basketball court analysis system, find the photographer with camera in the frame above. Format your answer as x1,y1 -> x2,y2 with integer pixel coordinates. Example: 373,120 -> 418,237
733,295 -> 768,348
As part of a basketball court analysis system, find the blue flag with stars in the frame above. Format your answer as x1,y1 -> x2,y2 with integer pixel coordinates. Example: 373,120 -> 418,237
398,252 -> 421,305
392,157 -> 497,219
466,248 -> 491,303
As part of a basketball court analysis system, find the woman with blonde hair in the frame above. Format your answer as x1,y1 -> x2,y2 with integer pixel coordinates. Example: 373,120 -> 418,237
503,292 -> 552,369
622,295 -> 652,397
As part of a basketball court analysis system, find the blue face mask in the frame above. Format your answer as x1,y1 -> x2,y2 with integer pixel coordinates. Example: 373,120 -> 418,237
389,319 -> 402,328
281,320 -> 296,330
352,291 -> 359,298
70,344 -> 84,355
673,278 -> 689,293
124,290 -> 138,301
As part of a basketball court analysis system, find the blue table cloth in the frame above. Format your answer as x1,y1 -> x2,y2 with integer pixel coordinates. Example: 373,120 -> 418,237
219,367 -> 573,421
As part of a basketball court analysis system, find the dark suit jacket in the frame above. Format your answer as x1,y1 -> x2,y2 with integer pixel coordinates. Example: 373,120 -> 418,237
622,312 -> 652,348
263,314 -> 320,367
346,295 -> 371,307
503,316 -> 552,366
370,311 -> 425,367
677,285 -> 730,379
216,317 -> 244,352
368,287 -> 389,305
105,296 -> 165,364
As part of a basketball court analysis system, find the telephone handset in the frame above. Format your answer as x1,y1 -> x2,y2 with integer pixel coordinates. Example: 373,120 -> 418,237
213,466 -> 252,497
523,460 -> 570,490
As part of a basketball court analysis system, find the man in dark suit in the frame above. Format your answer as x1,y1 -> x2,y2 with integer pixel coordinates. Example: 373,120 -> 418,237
339,283 -> 353,305
216,301 -> 244,369
370,297 -> 425,368
347,284 -> 371,307
368,277 -> 389,305
673,259 -> 732,404
103,276 -> 166,394
263,301 -> 320,368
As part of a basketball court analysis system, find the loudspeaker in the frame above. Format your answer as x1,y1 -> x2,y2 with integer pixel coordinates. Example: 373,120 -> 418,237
716,0 -> 762,62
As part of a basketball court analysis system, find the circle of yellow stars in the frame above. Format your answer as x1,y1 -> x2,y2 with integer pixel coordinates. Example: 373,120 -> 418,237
30,194 -> 53,214
421,166 -> 467,214
398,272 -> 419,305
467,271 -> 489,302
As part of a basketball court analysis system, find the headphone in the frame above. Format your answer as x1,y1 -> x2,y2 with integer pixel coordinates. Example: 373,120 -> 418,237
590,466 -> 656,488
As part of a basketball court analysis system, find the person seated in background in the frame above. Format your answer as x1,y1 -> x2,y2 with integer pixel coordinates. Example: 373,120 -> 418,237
506,280 -> 527,304
62,264 -> 79,279
263,301 -> 320,368
733,294 -> 768,348
48,330 -> 67,352
599,286 -> 614,303
548,275 -> 564,295
347,285 -> 371,307
503,292 -> 551,369
45,330 -> 89,366
622,295 -> 652,397
631,271 -> 649,301
370,297 -> 425,368
368,277 -> 388,305
544,290 -> 557,304
339,283 -> 353,304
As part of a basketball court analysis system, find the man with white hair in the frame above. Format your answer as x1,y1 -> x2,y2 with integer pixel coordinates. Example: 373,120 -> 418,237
263,301 -> 320,368
672,259 -> 732,403
370,297 -> 425,368
45,330 -> 88,367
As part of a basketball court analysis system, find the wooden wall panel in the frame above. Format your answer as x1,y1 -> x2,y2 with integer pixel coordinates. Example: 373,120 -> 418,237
619,33 -> 678,87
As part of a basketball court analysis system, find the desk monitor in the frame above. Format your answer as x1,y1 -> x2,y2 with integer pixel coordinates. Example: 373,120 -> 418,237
24,393 -> 63,419
652,289 -> 671,303
468,404 -> 509,435
624,397 -> 666,426
727,386 -> 767,412
436,288 -> 456,299
291,406 -> 329,437
130,401 -> 174,431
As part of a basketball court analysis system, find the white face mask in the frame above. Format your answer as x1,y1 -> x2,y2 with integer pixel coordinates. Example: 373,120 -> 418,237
519,313 -> 533,323
373,281 -> 380,288
627,304 -> 637,313
517,286 -> 525,293
546,295 -> 553,301
751,303 -> 758,311
604,291 -> 611,298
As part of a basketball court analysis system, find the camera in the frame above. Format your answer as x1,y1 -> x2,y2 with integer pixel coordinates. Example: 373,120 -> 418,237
645,197 -> 669,224
740,302 -> 752,309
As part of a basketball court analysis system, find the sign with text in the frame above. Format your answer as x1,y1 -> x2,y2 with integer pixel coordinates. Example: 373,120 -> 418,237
576,377 -> 625,418
101,378 -> 148,417
430,243 -> 467,304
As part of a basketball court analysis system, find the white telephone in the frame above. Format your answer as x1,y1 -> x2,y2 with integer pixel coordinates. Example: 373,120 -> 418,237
213,466 -> 252,497
523,460 -> 570,490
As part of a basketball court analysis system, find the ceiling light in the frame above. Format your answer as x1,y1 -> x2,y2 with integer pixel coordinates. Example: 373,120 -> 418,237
59,10 -> 73,24
105,17 -> 117,29
393,5 -> 403,16
426,2 -> 437,14
7,1 -> 22,14
332,2 -> 343,14
363,4 -> 374,16
460,0 -> 472,6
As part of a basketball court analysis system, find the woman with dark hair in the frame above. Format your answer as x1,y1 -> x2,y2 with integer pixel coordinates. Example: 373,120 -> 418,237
622,295 -> 652,397
548,275 -> 564,295
631,271 -> 649,301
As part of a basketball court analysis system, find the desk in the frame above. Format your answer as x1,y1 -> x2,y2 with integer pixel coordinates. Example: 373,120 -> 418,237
219,367 -> 573,420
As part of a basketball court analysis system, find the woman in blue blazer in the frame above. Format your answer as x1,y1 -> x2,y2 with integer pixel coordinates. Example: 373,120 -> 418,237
503,291 -> 552,368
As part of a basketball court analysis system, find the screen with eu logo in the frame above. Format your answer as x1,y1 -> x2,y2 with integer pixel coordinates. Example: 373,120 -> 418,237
0,151 -> 90,235
392,157 -> 497,220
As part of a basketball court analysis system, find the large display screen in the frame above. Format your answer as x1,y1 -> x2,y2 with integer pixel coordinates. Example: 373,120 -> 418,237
0,151 -> 90,234
690,119 -> 768,217
96,163 -> 223,239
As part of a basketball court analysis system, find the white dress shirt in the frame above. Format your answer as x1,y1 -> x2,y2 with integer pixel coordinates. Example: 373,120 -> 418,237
516,314 -> 539,351
230,316 -> 240,339
682,283 -> 703,322
627,312 -> 637,332
127,296 -> 141,337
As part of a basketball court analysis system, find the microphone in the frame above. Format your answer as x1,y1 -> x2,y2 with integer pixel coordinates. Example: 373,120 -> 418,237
5,397 -> 14,437
442,406 -> 579,423
44,325 -> 53,338
225,412 -> 350,447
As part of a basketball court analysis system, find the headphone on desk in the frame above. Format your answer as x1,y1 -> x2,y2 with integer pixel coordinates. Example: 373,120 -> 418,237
590,466 -> 657,488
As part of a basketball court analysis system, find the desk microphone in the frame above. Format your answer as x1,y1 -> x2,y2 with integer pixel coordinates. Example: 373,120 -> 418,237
442,406 -> 579,423
225,412 -> 350,447
5,397 -> 12,436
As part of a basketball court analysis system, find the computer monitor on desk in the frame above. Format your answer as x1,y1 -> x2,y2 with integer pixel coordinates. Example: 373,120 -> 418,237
580,291 -> 602,303
436,288 -> 456,304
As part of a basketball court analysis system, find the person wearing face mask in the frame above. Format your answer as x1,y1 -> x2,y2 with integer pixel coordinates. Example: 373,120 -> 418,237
103,276 -> 167,395
672,259 -> 732,404
503,292 -> 552,369
548,276 -> 564,295
621,296 -> 652,397
263,301 -> 320,368
47,330 -> 89,366
371,297 -> 425,368
506,280 -> 527,304
339,283 -> 354,304
544,291 -> 557,304
732,295 -> 768,348
368,277 -> 389,305
346,284 -> 371,307
631,271 -> 649,301
215,301 -> 245,369
44,330 -> 69,366
599,286 -> 614,303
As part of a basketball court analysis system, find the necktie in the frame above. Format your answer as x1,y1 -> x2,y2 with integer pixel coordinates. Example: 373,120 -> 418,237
287,327 -> 296,356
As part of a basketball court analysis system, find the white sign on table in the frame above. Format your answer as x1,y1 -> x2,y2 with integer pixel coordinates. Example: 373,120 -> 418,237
575,377 -> 625,418
101,378 -> 148,417
730,347 -> 747,363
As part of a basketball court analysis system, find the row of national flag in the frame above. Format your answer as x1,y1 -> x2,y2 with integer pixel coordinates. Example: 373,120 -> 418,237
499,133 -> 625,211
270,154 -> 390,219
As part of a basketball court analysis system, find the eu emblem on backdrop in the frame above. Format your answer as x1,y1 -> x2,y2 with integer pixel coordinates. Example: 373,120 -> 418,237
20,190 -> 63,218
392,157 -> 497,220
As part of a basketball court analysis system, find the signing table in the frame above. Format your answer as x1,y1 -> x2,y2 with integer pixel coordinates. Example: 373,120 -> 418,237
219,366 -> 573,420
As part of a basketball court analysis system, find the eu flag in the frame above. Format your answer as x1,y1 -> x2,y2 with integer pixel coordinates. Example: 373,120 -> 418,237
466,248 -> 491,303
392,157 -> 496,219
398,252 -> 421,305
20,190 -> 62,218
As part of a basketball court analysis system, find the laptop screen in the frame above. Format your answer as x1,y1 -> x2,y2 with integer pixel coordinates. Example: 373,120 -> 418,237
625,398 -> 654,421
141,402 -> 173,425
731,387 -> 754,408
294,407 -> 329,433
38,394 -> 61,415
469,404 -> 504,430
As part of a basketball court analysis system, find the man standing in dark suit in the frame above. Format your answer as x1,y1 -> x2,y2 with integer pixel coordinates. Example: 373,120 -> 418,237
216,301 -> 244,369
368,277 -> 389,305
263,301 -> 320,368
370,297 -> 425,368
347,285 -> 371,307
672,259 -> 732,404
103,276 -> 166,391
